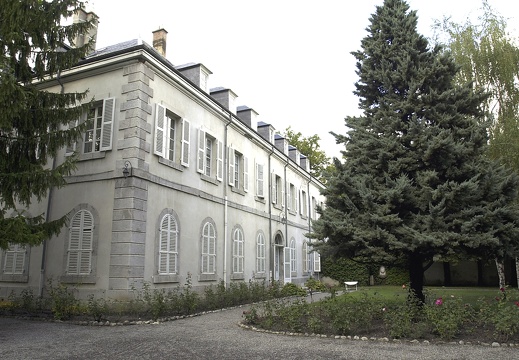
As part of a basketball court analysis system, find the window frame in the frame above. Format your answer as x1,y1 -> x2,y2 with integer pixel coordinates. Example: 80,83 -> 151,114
256,232 -> 266,275
158,213 -> 179,275
201,221 -> 216,275
154,103 -> 190,167
290,238 -> 297,273
232,228 -> 244,274
197,129 -> 223,181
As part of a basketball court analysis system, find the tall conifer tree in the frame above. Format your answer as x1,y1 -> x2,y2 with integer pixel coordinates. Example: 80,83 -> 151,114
311,0 -> 519,302
0,0 -> 96,249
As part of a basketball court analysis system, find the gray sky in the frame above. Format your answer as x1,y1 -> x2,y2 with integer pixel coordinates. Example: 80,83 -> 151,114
88,0 -> 519,159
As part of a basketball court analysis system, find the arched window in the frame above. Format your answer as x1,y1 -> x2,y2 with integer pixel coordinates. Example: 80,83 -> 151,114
201,222 -> 216,274
159,214 -> 178,274
232,228 -> 244,273
67,210 -> 94,275
256,232 -> 266,274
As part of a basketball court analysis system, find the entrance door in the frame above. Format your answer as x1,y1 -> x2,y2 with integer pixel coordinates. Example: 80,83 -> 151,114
274,234 -> 284,282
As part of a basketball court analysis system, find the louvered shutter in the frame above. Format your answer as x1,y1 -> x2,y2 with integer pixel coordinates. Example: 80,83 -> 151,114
65,119 -> 78,156
217,141 -> 224,181
271,173 -> 276,203
181,119 -> 190,166
287,183 -> 291,210
159,216 -> 169,274
243,157 -> 249,192
3,251 -> 14,273
197,129 -> 205,173
208,226 -> 216,273
154,104 -> 166,157
314,252 -> 321,272
228,147 -> 235,186
281,179 -> 285,208
13,247 -> 25,274
256,162 -> 264,197
100,98 -> 115,151
79,211 -> 93,274
67,213 -> 82,274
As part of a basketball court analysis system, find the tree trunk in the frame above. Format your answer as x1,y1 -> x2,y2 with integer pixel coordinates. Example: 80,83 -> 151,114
443,262 -> 451,286
516,258 -> 519,289
495,258 -> 506,289
409,255 -> 425,304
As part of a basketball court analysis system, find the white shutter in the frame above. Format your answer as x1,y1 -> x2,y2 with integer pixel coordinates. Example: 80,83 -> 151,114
284,247 -> 291,284
197,129 -> 205,173
281,179 -> 285,208
159,216 -> 169,274
243,156 -> 249,192
299,189 -> 303,215
271,173 -> 277,203
287,183 -> 291,210
3,251 -> 14,273
228,147 -> 235,186
256,162 -> 264,198
181,119 -> 190,166
314,252 -> 321,272
154,104 -> 166,157
217,140 -> 223,181
65,119 -> 78,156
100,97 -> 115,151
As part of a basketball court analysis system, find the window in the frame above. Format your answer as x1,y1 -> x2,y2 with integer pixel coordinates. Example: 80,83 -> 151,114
66,98 -> 115,155
288,183 -> 297,212
3,244 -> 26,275
158,214 -> 178,275
311,196 -> 317,220
229,148 -> 248,192
290,238 -> 296,273
302,242 -> 309,273
300,189 -> 308,217
232,228 -> 244,273
314,251 -> 321,273
197,129 -> 223,180
256,232 -> 265,274
272,174 -> 283,207
67,210 -> 94,275
255,161 -> 265,198
201,222 -> 216,274
154,104 -> 190,167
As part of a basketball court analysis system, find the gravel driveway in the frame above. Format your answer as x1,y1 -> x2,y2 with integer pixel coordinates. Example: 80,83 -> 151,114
1,300 -> 518,360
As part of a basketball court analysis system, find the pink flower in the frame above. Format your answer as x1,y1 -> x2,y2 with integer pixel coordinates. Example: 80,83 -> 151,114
500,287 -> 505,292
402,284 -> 406,289
514,301 -> 519,307
435,297 -> 443,306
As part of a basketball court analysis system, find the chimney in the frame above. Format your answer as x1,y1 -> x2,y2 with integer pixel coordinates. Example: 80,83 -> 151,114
236,106 -> 258,129
210,87 -> 238,114
152,28 -> 168,57
73,9 -> 98,50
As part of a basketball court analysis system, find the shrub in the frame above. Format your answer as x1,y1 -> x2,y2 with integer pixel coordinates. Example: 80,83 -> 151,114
47,280 -> 80,320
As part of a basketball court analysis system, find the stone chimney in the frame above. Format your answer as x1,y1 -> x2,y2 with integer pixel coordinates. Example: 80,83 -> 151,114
210,87 -> 238,114
73,9 -> 98,50
152,28 -> 168,57
236,106 -> 258,129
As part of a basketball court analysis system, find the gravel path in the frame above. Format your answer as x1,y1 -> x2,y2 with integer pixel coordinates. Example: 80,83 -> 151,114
1,295 -> 518,360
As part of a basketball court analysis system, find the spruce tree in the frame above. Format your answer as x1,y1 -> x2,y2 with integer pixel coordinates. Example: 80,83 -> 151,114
311,0 -> 519,302
0,0 -> 96,249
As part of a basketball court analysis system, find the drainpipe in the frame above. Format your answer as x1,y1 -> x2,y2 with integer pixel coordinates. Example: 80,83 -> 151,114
267,147 -> 274,284
223,111 -> 232,288
283,159 -> 289,248
39,71 -> 64,297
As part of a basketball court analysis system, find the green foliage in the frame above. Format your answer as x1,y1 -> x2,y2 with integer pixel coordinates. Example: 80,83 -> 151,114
0,0 -> 97,248
280,283 -> 307,297
47,280 -> 80,320
479,288 -> 519,341
310,0 -> 519,304
424,295 -> 475,340
86,294 -> 108,322
283,126 -> 330,182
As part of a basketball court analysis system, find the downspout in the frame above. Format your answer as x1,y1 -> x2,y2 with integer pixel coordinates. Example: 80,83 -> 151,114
39,70 -> 63,297
306,168 -> 313,278
223,111 -> 232,288
267,147 -> 274,284
283,159 -> 289,247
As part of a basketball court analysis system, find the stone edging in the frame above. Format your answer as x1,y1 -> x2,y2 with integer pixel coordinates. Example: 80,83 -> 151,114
238,322 -> 519,348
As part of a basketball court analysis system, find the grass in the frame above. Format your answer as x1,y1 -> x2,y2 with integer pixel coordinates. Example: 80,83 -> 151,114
345,285 -> 501,305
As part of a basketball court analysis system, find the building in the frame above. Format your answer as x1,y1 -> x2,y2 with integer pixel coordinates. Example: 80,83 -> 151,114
0,12 -> 324,299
